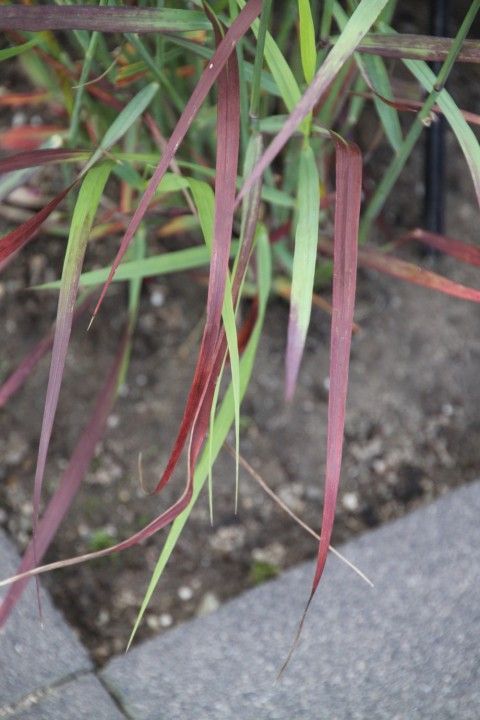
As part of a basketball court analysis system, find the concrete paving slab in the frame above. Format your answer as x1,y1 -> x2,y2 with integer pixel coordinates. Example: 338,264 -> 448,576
0,531 -> 92,708
102,482 -> 480,720
6,674 -> 127,720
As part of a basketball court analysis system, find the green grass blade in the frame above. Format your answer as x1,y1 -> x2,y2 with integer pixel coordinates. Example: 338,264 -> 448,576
0,38 -> 38,62
298,0 -> 317,84
237,0 -> 390,206
285,142 -> 320,400
358,53 -> 403,151
236,0 -> 301,112
118,225 -> 147,387
222,275 -> 241,513
402,55 -> 480,207
208,360 -> 225,524
188,179 -> 215,251
188,177 -> 241,514
358,4 -> 480,239
128,227 -> 271,648
38,242 -> 240,289
69,17 -> 103,145
84,82 -> 159,173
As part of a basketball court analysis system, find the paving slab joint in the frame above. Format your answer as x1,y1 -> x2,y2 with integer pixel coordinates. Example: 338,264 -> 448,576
0,669 -> 92,719
95,673 -> 135,720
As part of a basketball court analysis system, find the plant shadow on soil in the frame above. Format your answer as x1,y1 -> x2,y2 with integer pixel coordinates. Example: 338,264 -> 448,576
1,7 -> 480,665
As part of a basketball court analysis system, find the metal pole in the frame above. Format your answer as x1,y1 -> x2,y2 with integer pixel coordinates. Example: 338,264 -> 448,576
424,0 -> 449,234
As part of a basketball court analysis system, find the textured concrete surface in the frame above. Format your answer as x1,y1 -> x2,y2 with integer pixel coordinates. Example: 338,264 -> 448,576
7,674 -> 126,720
102,481 -> 480,720
0,531 -> 92,707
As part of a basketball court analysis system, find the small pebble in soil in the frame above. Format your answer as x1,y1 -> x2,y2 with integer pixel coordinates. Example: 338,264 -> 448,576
117,589 -> 136,608
96,609 -> 110,627
5,433 -> 28,466
251,542 -> 286,567
159,613 -> 173,628
150,287 -> 165,308
107,414 -> 120,429
178,585 -> 194,602
209,525 -> 246,555
341,492 -> 360,512
20,501 -> 33,517
118,489 -> 131,503
442,403 -> 454,417
12,111 -> 26,127
373,458 -> 387,475
277,484 -> 305,514
146,614 -> 162,630
197,592 -> 220,618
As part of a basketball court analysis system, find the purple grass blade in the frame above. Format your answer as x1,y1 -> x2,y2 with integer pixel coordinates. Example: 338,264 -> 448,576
0,295 -> 92,409
89,0 -> 262,323
0,149 -> 83,174
349,34 -> 480,64
358,246 -> 480,302
0,6 -> 210,33
154,3 -> 241,494
188,131 -> 265,488
0,326 -> 129,625
0,185 -> 73,264
30,165 -> 110,591
186,5 -> 241,491
312,137 -> 362,594
397,228 -> 480,267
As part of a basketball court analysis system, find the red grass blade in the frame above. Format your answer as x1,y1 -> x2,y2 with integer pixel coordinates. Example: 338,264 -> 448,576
0,90 -> 51,107
348,33 -> 480,63
312,136 -> 362,594
0,6 -> 210,33
0,185 -> 73,264
153,4 -> 241,495
0,149 -> 83,174
89,0 -> 262,323
0,295 -> 92,409
184,5 -> 243,496
354,90 -> 480,127
0,126 -> 65,151
357,246 -> 480,302
0,327 -> 129,625
396,227 -> 480,266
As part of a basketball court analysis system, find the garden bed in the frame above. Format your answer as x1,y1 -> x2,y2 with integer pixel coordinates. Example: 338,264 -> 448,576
1,1 -> 480,667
